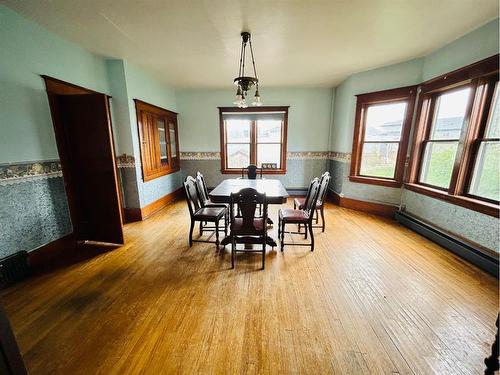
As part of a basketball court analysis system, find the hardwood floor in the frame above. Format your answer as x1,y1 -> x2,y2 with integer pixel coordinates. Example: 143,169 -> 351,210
1,199 -> 498,374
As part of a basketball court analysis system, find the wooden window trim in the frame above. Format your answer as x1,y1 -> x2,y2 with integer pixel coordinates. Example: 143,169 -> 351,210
135,99 -> 180,182
349,85 -> 417,188
218,106 -> 289,174
407,54 -> 499,217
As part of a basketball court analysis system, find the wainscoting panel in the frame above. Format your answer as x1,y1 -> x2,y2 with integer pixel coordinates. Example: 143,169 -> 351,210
0,161 -> 72,258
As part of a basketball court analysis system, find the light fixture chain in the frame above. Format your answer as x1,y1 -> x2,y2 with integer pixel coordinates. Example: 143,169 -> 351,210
249,38 -> 258,80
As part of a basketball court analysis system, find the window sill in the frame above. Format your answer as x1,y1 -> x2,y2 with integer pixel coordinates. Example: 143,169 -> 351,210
221,169 -> 287,175
349,175 -> 402,188
404,183 -> 499,217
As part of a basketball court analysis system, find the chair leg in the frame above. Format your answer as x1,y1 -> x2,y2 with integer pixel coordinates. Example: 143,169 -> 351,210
262,241 -> 265,270
199,221 -> 203,235
304,223 -> 308,239
315,209 -> 319,224
224,213 -> 228,236
280,222 -> 285,252
215,221 -> 220,250
278,216 -> 281,238
320,206 -> 325,232
309,222 -> 315,251
231,237 -> 235,269
189,220 -> 195,247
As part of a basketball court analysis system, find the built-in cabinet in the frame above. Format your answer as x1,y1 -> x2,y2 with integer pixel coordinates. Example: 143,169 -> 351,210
135,99 -> 180,181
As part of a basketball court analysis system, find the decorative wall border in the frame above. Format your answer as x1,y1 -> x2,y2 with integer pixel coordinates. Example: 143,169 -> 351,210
116,154 -> 137,168
180,151 -> 350,161
0,160 -> 63,186
329,151 -> 351,163
180,152 -> 221,160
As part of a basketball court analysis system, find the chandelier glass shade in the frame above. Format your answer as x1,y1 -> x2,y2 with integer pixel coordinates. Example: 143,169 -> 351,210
233,32 -> 262,108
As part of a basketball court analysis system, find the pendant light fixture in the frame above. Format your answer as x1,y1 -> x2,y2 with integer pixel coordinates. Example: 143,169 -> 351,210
233,32 -> 262,108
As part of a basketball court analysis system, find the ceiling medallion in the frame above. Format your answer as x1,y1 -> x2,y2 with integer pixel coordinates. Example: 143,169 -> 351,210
233,32 -> 262,108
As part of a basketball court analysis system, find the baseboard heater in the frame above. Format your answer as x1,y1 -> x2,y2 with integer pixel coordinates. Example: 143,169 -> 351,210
0,251 -> 31,289
395,211 -> 498,277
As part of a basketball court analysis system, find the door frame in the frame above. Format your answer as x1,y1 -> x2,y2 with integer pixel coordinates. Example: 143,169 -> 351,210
42,75 -> 124,243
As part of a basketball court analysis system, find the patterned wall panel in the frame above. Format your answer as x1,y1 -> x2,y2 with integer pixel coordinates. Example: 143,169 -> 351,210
0,160 -> 72,258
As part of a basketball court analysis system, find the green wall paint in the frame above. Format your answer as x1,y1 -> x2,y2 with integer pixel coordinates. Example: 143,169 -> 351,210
0,5 -> 109,163
330,58 -> 423,154
176,88 -> 333,152
422,18 -> 499,81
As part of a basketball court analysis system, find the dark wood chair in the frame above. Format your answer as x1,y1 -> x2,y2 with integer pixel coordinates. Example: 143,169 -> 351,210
196,172 -> 229,234
241,164 -> 263,179
184,176 -> 227,249
229,188 -> 268,269
278,177 -> 321,252
294,171 -> 331,232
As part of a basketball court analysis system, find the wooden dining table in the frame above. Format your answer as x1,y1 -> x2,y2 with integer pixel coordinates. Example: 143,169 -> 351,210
209,179 -> 289,247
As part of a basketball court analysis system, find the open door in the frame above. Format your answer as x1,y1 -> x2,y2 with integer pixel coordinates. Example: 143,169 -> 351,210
55,93 -> 124,244
44,76 -> 124,246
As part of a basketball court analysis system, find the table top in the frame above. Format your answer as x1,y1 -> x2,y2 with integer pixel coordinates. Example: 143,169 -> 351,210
209,179 -> 289,204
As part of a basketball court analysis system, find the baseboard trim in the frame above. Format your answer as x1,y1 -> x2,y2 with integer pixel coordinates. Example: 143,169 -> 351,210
328,189 -> 397,218
28,233 -> 77,273
124,187 -> 184,222
395,211 -> 499,277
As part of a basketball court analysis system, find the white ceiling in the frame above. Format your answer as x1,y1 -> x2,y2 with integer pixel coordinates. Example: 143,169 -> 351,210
3,0 -> 498,88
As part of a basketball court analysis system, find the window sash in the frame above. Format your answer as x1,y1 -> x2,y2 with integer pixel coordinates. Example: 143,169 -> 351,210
406,55 -> 499,216
219,107 -> 288,174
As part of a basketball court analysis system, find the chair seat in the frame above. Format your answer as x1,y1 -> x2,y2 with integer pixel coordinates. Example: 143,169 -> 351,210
193,206 -> 226,220
279,208 -> 310,223
231,217 -> 265,235
294,197 -> 323,210
204,199 -> 229,209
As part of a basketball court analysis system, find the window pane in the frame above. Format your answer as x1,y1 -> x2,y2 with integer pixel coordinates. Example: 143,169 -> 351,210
227,144 -> 250,169
226,120 -> 250,142
419,142 -> 458,188
486,83 -> 499,138
257,120 -> 282,143
157,119 -> 168,163
169,123 -> 177,157
364,102 -> 407,141
257,144 -> 281,168
430,88 -> 470,140
468,142 -> 499,201
359,142 -> 399,178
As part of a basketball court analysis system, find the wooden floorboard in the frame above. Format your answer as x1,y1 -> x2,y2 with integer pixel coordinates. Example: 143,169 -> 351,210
1,200 -> 498,374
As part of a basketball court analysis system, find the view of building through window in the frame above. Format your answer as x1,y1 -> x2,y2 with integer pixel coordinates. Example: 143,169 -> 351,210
359,102 -> 407,178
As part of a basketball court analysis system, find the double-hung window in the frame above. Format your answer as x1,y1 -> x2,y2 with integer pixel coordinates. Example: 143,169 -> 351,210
350,86 -> 416,187
219,107 -> 288,174
407,55 -> 499,216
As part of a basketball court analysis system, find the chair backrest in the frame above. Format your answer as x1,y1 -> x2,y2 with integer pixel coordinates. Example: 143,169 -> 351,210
183,176 -> 202,217
195,171 -> 210,205
317,172 -> 331,206
303,177 -> 321,221
230,188 -> 267,234
241,165 -> 262,180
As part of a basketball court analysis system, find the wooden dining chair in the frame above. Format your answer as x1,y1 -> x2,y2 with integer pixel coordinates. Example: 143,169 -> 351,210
184,176 -> 227,249
229,188 -> 268,269
241,164 -> 263,179
196,172 -> 229,234
294,171 -> 331,232
278,177 -> 321,252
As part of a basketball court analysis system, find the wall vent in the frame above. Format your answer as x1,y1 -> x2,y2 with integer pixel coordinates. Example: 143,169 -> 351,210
0,251 -> 30,289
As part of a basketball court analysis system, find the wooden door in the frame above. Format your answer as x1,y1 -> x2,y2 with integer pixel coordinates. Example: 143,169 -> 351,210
56,94 -> 124,244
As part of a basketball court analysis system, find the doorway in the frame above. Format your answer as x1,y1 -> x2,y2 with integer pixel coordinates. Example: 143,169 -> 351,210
43,76 -> 124,245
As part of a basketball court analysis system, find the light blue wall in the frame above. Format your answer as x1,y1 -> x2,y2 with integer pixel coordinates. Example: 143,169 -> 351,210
177,88 -> 333,152
422,18 -> 499,81
0,4 -> 109,163
0,5 -> 111,257
121,61 -> 181,207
